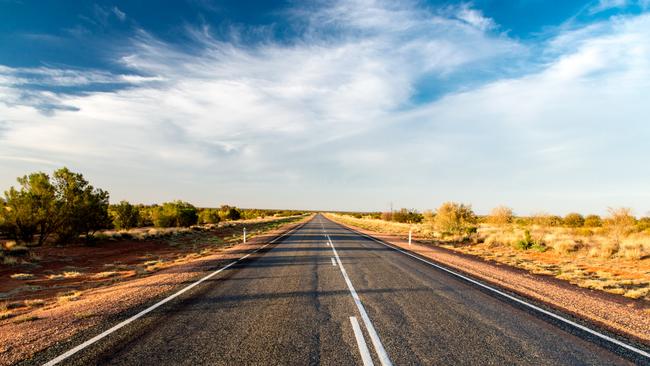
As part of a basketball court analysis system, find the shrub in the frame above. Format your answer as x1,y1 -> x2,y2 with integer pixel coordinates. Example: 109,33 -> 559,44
552,239 -> 579,254
584,214 -> 603,227
111,201 -> 140,230
199,209 -> 221,224
153,201 -> 198,228
433,202 -> 476,235
563,213 -> 585,228
487,206 -> 513,226
218,205 -> 241,221
605,207 -> 636,245
380,212 -> 393,221
515,230 -> 535,250
636,217 -> 650,232
391,208 -> 423,223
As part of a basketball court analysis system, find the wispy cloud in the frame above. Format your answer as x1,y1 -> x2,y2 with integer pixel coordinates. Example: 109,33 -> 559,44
0,0 -> 649,213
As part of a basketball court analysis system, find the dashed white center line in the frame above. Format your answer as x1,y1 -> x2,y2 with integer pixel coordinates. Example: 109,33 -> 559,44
350,316 -> 374,366
331,257 -> 337,266
327,234 -> 392,366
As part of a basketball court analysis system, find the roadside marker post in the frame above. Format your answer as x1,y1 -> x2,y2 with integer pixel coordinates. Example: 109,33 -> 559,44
408,228 -> 412,246
243,227 -> 247,243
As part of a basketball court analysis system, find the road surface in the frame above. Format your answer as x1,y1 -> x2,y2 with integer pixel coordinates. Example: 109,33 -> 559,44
30,214 -> 648,365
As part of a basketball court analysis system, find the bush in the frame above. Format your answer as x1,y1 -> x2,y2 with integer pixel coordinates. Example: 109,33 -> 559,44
584,214 -> 603,227
218,205 -> 241,221
636,217 -> 650,232
605,207 -> 636,245
111,201 -> 140,230
563,213 -> 585,228
199,209 -> 221,224
487,206 -> 513,226
153,201 -> 198,228
515,230 -> 534,250
380,212 -> 393,221
433,202 -> 476,235
391,208 -> 423,223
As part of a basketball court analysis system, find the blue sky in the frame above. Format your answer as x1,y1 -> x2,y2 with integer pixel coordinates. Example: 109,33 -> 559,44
1,0 -> 649,215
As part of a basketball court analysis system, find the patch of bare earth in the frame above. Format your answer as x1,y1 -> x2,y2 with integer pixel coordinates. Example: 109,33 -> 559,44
329,216 -> 650,345
0,217 -> 308,366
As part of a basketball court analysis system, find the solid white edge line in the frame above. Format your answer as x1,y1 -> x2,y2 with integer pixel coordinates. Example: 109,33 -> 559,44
327,234 -> 393,366
350,316 -> 375,366
331,257 -> 337,266
43,222 -> 304,366
346,228 -> 650,360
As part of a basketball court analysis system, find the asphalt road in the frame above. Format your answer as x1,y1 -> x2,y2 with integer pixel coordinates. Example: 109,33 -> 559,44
34,214 -> 647,365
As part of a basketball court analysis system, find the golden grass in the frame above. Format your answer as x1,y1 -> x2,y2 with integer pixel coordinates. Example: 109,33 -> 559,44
24,299 -> 45,307
91,271 -> 119,279
57,291 -> 82,303
0,311 -> 15,320
327,213 -> 650,301
48,271 -> 83,280
13,315 -> 40,324
10,273 -> 35,280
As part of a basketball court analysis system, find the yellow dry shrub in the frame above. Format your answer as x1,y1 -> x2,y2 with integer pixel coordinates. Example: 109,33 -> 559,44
551,239 -> 579,254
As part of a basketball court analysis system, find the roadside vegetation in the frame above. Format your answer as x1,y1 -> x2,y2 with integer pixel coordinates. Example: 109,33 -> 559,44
328,203 -> 650,301
0,167 -> 308,321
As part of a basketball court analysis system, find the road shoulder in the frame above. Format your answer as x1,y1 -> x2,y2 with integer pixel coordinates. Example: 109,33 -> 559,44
326,214 -> 650,346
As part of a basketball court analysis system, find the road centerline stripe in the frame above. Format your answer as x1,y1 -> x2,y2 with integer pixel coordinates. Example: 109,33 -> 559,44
326,234 -> 393,366
331,257 -> 337,266
350,316 -> 374,366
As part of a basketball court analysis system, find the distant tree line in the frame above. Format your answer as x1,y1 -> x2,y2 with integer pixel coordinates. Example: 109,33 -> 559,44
345,204 -> 650,234
1,167 -> 306,246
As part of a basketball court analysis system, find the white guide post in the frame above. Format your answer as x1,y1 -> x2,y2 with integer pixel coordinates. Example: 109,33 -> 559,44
243,227 -> 247,243
408,228 -> 412,246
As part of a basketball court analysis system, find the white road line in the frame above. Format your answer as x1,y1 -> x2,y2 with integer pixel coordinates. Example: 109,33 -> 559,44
327,234 -> 393,366
331,257 -> 337,266
346,228 -> 650,360
350,316 -> 374,366
43,223 -> 304,366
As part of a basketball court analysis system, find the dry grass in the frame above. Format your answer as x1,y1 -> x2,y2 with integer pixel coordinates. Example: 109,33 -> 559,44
48,271 -> 83,280
327,213 -> 650,301
1,256 -> 19,265
24,299 -> 45,307
57,291 -> 82,303
13,315 -> 40,324
91,271 -> 119,279
10,273 -> 35,280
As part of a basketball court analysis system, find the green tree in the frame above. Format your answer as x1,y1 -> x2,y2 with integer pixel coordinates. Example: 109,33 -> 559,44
153,201 -> 198,227
218,205 -> 241,221
199,209 -> 221,224
51,168 -> 110,244
1,172 -> 57,244
111,201 -> 140,230
1,168 -> 110,245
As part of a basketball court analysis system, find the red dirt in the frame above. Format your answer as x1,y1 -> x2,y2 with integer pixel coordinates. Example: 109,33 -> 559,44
0,217 -> 308,365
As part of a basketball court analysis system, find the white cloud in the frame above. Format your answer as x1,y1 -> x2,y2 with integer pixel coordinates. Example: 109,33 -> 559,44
1,1 -> 649,213
112,6 -> 126,22
589,0 -> 629,14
